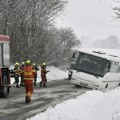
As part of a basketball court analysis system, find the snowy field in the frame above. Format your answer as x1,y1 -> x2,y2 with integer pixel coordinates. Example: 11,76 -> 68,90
27,88 -> 120,120
12,49 -> 120,120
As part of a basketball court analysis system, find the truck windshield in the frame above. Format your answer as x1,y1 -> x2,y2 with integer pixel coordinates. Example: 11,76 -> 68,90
0,43 -> 10,67
74,52 -> 108,77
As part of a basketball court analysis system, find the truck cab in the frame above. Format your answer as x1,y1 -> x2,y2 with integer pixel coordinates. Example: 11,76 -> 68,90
0,35 -> 11,97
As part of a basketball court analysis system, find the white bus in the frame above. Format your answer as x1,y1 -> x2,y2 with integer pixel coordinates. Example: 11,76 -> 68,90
70,49 -> 120,90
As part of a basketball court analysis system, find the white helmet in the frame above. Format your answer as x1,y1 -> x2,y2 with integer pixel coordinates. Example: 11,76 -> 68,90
42,63 -> 46,66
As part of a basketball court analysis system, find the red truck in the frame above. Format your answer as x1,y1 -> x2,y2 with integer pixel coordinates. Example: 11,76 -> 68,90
0,35 -> 11,97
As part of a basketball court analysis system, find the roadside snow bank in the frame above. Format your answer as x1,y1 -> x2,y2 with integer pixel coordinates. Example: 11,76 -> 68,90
46,66 -> 68,81
27,87 -> 120,120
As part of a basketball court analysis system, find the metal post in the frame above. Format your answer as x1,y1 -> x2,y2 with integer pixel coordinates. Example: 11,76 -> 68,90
0,43 -> 4,67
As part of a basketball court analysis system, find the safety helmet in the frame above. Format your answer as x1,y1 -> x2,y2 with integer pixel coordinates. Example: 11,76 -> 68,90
21,62 -> 25,65
15,62 -> 19,66
42,62 -> 46,66
26,60 -> 31,65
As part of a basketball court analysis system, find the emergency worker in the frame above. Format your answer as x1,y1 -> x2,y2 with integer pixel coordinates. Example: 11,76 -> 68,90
32,63 -> 39,86
40,63 -> 49,87
67,67 -> 73,80
20,62 -> 25,86
23,60 -> 35,103
13,62 -> 20,88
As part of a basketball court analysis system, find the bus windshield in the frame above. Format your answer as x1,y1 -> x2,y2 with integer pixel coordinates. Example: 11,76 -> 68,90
74,52 -> 108,77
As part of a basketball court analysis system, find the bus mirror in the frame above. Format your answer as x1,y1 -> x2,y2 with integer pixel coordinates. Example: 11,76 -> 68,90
72,52 -> 79,59
72,52 -> 76,58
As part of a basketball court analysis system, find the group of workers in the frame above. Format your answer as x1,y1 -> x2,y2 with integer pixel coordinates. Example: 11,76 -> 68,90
12,60 -> 49,103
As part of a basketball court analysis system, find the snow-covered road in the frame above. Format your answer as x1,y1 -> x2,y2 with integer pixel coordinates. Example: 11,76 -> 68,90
0,79 -> 89,120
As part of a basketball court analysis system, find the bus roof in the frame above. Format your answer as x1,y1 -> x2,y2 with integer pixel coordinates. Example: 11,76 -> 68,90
79,49 -> 120,62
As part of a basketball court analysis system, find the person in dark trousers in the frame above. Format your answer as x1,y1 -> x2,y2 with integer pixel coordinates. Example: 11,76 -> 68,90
20,62 -> 25,86
13,62 -> 20,88
32,63 -> 39,86
22,60 -> 35,103
40,63 -> 49,87
67,68 -> 73,80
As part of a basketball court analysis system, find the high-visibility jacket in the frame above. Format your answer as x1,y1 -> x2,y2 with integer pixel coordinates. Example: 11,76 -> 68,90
14,66 -> 20,77
41,66 -> 49,83
32,65 -> 39,76
41,68 -> 47,76
23,66 -> 35,80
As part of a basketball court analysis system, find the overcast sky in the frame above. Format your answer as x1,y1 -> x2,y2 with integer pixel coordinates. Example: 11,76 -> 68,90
55,0 -> 120,42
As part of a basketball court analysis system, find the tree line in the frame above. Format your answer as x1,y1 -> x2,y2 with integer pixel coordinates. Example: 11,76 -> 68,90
0,0 -> 80,66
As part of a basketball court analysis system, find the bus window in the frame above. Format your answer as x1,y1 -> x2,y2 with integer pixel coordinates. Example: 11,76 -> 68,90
110,62 -> 120,72
74,52 -> 107,77
117,65 -> 120,72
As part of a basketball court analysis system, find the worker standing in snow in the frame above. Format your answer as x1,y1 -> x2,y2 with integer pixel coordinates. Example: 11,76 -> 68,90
40,63 -> 49,87
32,63 -> 39,86
13,62 -> 20,88
20,62 -> 25,86
23,60 -> 35,103
67,67 -> 73,80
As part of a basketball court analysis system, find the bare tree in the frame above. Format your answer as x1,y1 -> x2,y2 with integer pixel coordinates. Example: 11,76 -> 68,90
0,0 -> 68,64
40,27 -> 80,66
113,0 -> 120,19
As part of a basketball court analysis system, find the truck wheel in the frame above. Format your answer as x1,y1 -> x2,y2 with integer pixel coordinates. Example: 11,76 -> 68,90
1,87 -> 9,97
1,76 -> 9,97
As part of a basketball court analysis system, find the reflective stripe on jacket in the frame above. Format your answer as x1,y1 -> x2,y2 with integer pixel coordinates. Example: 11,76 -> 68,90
23,66 -> 35,81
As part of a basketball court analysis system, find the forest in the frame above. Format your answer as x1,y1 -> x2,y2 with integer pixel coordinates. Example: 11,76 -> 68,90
0,0 -> 80,66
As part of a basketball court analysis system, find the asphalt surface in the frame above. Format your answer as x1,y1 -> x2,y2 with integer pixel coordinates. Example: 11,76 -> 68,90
0,79 -> 90,120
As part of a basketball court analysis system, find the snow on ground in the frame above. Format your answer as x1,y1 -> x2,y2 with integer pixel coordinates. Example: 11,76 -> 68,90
25,49 -> 120,120
26,87 -> 120,120
41,66 -> 68,81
